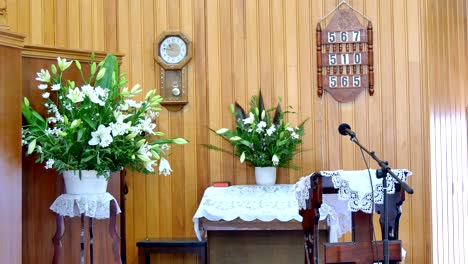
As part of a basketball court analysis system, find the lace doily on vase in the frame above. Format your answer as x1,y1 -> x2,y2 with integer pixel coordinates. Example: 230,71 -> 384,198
320,169 -> 412,213
50,192 -> 121,219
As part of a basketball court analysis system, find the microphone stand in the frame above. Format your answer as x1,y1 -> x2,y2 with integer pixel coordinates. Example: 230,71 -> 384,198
346,135 -> 413,264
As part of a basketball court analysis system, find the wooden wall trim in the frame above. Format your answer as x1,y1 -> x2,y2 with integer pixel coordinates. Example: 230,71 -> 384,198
0,30 -> 25,48
22,45 -> 124,61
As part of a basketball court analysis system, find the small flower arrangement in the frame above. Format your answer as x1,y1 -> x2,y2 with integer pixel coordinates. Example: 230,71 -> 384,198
21,54 -> 188,179
203,91 -> 307,168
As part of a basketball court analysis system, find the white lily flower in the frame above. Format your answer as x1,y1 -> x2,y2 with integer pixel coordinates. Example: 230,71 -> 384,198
44,159 -> 55,169
266,125 -> 276,136
88,125 -> 113,147
272,154 -> 279,166
158,157 -> 172,176
256,121 -> 267,133
51,84 -> 61,91
57,57 -> 73,71
243,112 -> 255,125
35,69 -> 51,82
66,87 -> 84,103
38,84 -> 48,90
143,159 -> 156,172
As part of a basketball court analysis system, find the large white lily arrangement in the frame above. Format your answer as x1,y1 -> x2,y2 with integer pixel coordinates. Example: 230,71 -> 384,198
21,54 -> 188,179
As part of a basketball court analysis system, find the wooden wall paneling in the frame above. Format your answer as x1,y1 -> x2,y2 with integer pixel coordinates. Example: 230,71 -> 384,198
126,0 -> 149,261
80,0 -> 93,49
322,1 -> 340,172
244,0 -> 259,185
350,1 -> 367,173
42,0 -> 54,45
284,0 -> 298,181
219,0 -> 236,186
143,0 -> 159,258
206,0 -> 223,184
311,1 -> 325,172
231,0 -> 248,185
457,1 -> 468,262
55,0 -> 68,47
104,0 -> 117,52
407,0 -> 430,262
115,0 -> 135,262
29,0 -> 41,43
0,30 -> 24,264
67,0 -> 80,48
297,0 -> 314,178
194,0 -> 209,204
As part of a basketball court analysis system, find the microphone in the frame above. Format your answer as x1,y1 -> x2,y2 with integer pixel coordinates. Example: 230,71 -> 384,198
338,123 -> 356,138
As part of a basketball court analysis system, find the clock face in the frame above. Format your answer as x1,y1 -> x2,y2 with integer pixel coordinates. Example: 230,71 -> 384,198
159,36 -> 187,64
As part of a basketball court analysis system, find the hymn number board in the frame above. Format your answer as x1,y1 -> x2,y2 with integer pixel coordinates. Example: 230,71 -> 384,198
317,9 -> 374,103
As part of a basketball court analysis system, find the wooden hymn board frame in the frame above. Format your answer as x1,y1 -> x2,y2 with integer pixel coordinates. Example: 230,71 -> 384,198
317,9 -> 374,103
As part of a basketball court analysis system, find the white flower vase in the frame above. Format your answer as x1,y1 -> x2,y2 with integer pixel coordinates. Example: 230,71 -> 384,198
255,167 -> 277,185
62,170 -> 109,194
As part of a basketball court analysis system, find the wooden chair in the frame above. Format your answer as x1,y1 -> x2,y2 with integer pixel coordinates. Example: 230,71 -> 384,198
299,172 -> 405,264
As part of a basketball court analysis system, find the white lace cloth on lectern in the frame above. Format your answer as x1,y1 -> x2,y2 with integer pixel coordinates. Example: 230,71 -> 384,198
295,176 -> 351,241
50,192 -> 121,219
192,184 -> 346,242
295,169 -> 411,214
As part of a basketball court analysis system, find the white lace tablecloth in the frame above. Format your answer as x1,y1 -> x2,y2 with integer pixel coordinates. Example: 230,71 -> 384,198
295,169 -> 412,214
192,184 -> 346,242
50,192 -> 121,219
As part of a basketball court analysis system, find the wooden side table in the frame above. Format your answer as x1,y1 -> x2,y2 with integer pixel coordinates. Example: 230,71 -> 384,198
137,238 -> 207,264
50,193 -> 122,264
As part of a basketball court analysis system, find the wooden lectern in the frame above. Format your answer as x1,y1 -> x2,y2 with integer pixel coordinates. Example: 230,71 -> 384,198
299,172 -> 405,264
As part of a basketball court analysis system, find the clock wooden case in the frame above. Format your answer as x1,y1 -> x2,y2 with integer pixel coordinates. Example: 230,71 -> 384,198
155,31 -> 193,111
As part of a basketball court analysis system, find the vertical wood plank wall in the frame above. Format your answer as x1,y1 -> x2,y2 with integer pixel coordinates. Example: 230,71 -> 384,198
5,0 -> 467,263
0,30 -> 24,264
423,0 -> 468,263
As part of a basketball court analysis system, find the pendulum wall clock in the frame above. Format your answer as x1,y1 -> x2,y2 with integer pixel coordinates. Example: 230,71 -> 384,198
154,31 -> 193,111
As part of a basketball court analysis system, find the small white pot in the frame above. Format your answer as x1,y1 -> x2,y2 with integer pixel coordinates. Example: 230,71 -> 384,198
255,167 -> 277,185
62,170 -> 109,194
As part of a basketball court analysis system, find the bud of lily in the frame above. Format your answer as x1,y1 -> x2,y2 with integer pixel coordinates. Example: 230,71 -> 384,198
230,136 -> 242,141
173,138 -> 188,144
261,110 -> 266,120
63,115 -> 69,124
51,64 -> 57,75
230,104 -> 235,114
136,138 -> 146,147
150,150 -> 160,159
155,131 -> 165,136
240,152 -> 246,163
137,154 -> 151,162
216,128 -> 229,134
145,89 -> 155,100
75,60 -> 82,71
23,97 -> 30,107
96,68 -> 106,81
131,84 -> 142,94
27,139 -> 36,155
90,62 -> 97,76
70,119 -> 81,129
58,131 -> 68,137
126,133 -> 137,140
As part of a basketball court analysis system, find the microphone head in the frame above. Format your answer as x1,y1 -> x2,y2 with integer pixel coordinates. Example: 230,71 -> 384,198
338,123 -> 351,136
